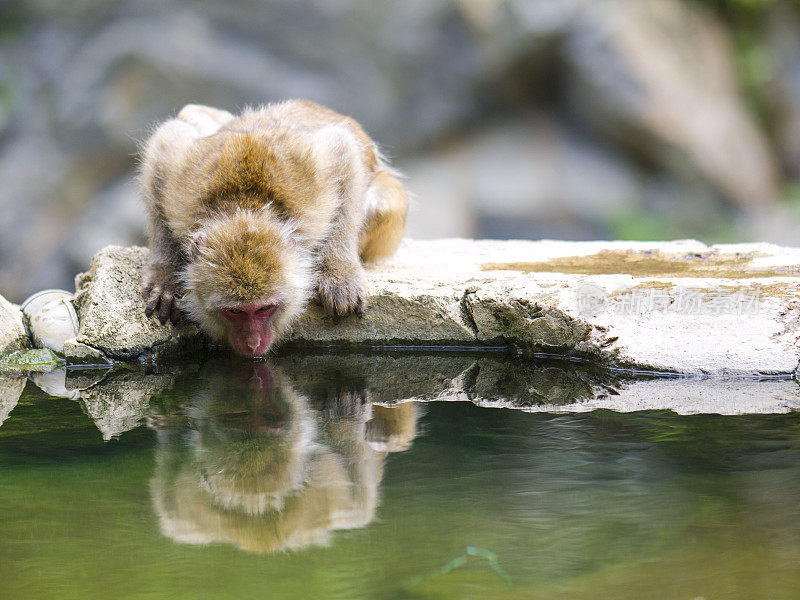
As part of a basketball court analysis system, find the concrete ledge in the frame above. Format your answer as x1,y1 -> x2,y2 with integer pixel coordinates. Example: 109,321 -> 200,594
67,239 -> 800,375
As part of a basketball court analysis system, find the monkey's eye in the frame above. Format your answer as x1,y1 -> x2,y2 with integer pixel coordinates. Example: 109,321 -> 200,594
256,305 -> 275,313
229,308 -> 244,315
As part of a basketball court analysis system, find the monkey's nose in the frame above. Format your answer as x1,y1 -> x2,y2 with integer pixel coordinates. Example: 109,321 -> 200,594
246,336 -> 261,351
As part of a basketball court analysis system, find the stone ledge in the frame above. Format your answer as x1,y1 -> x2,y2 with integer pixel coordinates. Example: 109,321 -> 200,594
67,239 -> 800,375
0,295 -> 28,356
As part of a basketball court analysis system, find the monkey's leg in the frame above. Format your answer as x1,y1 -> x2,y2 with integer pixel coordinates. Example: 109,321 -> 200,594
313,135 -> 374,319
358,170 -> 409,263
177,104 -> 234,137
142,214 -> 186,325
316,210 -> 369,319
140,119 -> 203,325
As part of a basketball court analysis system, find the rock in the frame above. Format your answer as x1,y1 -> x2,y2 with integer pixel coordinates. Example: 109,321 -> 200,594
0,349 -> 65,373
0,294 -> 27,356
563,0 -> 779,209
67,178 -> 148,275
72,246 -> 199,360
0,135 -> 73,301
2,2 -> 483,300
74,240 -> 800,375
21,289 -> 80,353
62,339 -> 113,367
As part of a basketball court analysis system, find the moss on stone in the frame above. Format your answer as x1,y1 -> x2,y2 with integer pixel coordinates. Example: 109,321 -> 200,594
0,348 -> 65,373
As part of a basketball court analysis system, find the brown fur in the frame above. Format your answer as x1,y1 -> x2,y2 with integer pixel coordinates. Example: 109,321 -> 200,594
359,170 -> 409,263
139,100 -> 408,354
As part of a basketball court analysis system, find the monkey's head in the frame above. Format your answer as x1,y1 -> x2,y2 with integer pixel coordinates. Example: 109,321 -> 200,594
182,210 -> 312,357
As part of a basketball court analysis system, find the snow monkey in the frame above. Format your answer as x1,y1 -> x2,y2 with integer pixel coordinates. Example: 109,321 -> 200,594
139,101 -> 408,357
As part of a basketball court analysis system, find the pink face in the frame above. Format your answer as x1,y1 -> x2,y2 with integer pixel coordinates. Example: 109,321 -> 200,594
220,302 -> 281,357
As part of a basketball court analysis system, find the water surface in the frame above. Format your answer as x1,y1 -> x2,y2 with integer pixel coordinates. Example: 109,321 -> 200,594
1,358 -> 799,599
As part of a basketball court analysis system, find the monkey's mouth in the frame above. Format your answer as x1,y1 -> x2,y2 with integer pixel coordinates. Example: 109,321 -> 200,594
231,332 -> 273,357
233,338 -> 272,357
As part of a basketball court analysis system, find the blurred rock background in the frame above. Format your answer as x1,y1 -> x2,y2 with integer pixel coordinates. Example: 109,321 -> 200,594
0,0 -> 799,302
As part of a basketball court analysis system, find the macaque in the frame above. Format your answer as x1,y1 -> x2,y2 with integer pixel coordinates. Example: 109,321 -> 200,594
139,101 -> 408,356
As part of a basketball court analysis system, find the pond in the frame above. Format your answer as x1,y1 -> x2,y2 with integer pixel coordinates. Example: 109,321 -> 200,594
1,353 -> 799,599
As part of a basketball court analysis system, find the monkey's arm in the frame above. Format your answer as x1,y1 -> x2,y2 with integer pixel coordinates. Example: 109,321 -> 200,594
140,107 -> 229,324
140,124 -> 188,325
313,129 -> 372,318
142,210 -> 185,325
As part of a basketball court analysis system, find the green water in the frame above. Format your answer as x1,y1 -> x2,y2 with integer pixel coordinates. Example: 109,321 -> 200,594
1,359 -> 800,599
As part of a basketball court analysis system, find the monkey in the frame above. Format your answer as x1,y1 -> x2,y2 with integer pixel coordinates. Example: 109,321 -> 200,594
138,101 -> 408,357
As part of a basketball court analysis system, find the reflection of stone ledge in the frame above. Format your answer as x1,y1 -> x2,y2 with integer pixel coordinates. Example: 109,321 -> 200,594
275,352 -> 601,408
68,240 -> 800,375
274,351 -> 800,415
0,375 -> 26,427
49,355 -> 800,421
78,371 -> 176,441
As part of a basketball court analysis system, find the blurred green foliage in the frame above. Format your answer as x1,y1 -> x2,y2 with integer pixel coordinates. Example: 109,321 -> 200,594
695,0 -> 798,13
693,1 -> 775,114
695,0 -> 800,211
609,203 -> 744,243
0,2 -> 31,41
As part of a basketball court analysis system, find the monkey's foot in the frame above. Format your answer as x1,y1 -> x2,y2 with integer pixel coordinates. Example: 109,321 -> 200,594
143,268 -> 185,325
315,267 -> 367,321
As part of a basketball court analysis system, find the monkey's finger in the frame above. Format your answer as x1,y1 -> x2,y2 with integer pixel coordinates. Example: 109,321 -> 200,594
157,292 -> 174,325
169,299 -> 183,325
354,299 -> 365,318
145,287 -> 162,318
334,297 -> 351,320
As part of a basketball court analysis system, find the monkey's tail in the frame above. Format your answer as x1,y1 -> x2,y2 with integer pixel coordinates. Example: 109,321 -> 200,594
359,170 -> 409,263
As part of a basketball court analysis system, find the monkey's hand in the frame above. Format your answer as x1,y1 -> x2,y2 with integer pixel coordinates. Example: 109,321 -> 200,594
143,262 -> 185,325
315,259 -> 367,321
323,389 -> 372,421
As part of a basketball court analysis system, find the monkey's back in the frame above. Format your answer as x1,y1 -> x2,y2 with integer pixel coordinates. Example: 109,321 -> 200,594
166,100 -> 378,244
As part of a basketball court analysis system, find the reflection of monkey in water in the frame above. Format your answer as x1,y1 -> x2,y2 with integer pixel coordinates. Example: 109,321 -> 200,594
149,363 -> 418,553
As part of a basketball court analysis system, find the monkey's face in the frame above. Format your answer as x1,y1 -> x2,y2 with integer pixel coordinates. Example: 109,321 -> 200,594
219,301 -> 282,357
182,211 -> 313,357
